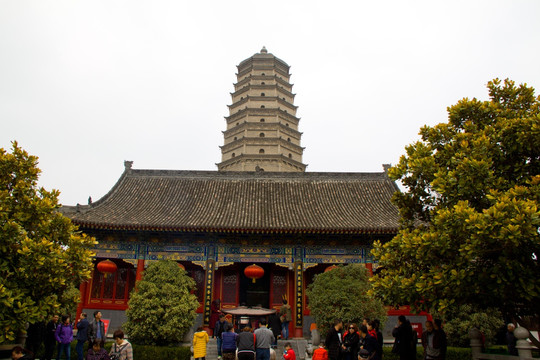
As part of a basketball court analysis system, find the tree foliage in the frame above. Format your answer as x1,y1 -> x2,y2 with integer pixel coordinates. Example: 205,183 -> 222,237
371,79 -> 540,325
124,260 -> 199,346
306,264 -> 386,336
431,305 -> 504,347
0,142 -> 96,344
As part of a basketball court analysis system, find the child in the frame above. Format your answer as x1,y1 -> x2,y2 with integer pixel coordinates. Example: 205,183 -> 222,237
86,340 -> 110,360
312,344 -> 328,360
193,326 -> 209,360
283,343 -> 296,360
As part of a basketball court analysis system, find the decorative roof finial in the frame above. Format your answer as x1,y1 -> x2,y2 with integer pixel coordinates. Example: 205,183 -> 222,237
260,46 -> 267,54
124,160 -> 133,171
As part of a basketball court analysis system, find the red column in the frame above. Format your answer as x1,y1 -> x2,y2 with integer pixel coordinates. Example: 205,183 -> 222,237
75,281 -> 88,323
135,259 -> 145,281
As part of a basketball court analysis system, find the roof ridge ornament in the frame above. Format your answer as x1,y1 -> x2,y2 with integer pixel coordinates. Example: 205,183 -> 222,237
260,46 -> 268,54
124,160 -> 133,171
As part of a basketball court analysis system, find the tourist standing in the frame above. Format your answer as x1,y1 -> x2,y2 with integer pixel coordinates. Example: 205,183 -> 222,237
237,327 -> 256,360
283,342 -> 296,360
342,323 -> 359,360
325,319 -> 343,360
392,316 -> 414,360
359,325 -> 378,358
279,300 -> 292,340
43,315 -> 59,360
214,314 -> 230,360
422,321 -> 444,360
109,330 -> 133,360
222,325 -> 238,360
371,319 -> 383,360
192,327 -> 209,360
88,311 -> 106,345
254,319 -> 275,360
209,299 -> 222,336
86,340 -> 110,360
76,313 -> 89,360
55,315 -> 73,360
433,320 -> 447,360
312,344 -> 328,360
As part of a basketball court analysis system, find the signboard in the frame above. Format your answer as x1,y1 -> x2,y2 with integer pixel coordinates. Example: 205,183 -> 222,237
410,322 -> 422,340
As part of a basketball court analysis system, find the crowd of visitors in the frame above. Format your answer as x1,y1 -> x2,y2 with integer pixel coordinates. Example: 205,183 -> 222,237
11,311 -> 132,360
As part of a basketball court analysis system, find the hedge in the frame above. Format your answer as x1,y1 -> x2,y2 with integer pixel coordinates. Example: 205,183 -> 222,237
383,346 -> 472,360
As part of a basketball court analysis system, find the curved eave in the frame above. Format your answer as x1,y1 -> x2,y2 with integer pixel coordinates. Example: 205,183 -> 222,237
73,220 -> 398,235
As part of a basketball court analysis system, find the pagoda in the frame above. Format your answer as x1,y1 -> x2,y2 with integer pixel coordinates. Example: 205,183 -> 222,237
217,47 -> 306,172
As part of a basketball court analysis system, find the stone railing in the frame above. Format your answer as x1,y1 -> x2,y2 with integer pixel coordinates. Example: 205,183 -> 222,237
470,327 -> 537,360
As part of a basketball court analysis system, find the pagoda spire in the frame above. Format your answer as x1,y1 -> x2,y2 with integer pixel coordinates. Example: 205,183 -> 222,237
217,48 -> 306,172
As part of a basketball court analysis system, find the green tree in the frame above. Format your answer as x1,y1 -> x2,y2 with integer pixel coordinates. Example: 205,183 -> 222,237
431,305 -> 504,347
124,260 -> 199,346
0,142 -> 96,344
306,264 -> 386,336
371,79 -> 540,333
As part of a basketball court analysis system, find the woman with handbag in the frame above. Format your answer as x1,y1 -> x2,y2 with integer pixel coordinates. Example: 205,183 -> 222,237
342,324 -> 360,360
109,330 -> 133,360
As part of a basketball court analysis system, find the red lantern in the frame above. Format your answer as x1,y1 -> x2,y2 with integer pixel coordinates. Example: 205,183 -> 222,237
324,265 -> 337,272
97,259 -> 117,277
244,264 -> 264,283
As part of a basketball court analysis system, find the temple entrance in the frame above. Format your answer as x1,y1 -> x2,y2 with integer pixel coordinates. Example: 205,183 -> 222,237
239,263 -> 271,308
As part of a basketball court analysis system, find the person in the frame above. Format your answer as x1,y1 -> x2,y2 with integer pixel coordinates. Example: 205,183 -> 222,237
433,319 -> 447,360
421,321 -> 444,360
392,315 -> 414,360
371,320 -> 383,360
193,326 -> 209,360
366,322 -> 377,340
279,300 -> 292,340
214,314 -> 230,360
76,313 -> 90,360
342,323 -> 360,360
222,324 -> 238,360
88,311 -> 106,345
359,325 -> 378,360
25,320 -> 45,358
210,299 -> 222,336
237,327 -> 256,360
11,346 -> 34,360
283,342 -> 296,360
268,313 -> 281,348
325,319 -> 343,360
109,330 -> 133,360
506,323 -> 518,356
43,315 -> 59,360
86,340 -> 110,360
55,315 -> 73,360
254,319 -> 275,360
312,344 -> 328,360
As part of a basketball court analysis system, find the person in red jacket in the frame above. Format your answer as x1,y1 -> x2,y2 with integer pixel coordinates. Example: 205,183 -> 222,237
283,343 -> 296,360
312,344 -> 328,360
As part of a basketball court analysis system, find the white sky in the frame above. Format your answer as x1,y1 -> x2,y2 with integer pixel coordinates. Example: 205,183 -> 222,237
1,0 -> 539,206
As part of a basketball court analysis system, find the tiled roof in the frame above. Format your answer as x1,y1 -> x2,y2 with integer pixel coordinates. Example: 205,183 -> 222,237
64,169 -> 400,234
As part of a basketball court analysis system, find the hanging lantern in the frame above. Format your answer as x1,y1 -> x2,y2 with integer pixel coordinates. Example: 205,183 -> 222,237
97,259 -> 117,277
244,264 -> 264,283
324,265 -> 337,272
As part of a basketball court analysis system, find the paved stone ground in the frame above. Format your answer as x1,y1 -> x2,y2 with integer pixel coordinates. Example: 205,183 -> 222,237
201,338 -> 310,360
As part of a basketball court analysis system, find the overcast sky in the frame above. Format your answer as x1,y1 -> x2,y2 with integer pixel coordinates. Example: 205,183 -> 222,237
1,0 -> 540,206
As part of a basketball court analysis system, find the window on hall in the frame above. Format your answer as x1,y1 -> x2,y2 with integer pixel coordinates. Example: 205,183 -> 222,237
90,261 -> 136,303
188,267 -> 205,304
259,149 -> 265,154
260,118 -> 265,122
261,105 -> 265,108
260,133 -> 265,137
272,269 -> 287,306
261,93 -> 265,96
222,269 -> 238,304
